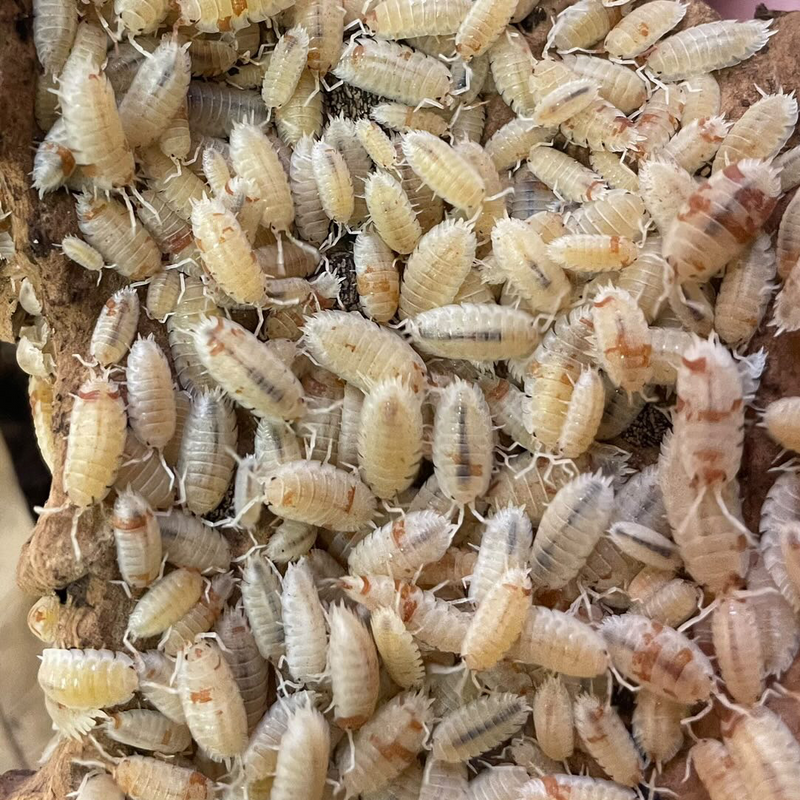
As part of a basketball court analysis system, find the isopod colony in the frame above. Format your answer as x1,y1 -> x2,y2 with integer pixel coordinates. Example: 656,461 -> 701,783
11,0 -> 800,797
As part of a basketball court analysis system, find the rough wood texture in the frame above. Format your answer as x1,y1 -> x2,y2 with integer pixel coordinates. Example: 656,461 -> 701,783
2,0 -> 800,797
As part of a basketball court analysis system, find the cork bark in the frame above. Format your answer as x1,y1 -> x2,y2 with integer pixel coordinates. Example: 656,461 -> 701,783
2,0 -> 800,797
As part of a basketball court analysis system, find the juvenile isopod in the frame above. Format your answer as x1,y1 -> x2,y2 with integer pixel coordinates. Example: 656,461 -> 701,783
193,316 -> 305,421
177,639 -> 248,761
356,119 -> 397,169
604,1 -> 687,58
312,139 -> 355,224
485,118 -> 555,171
32,120 -> 77,196
144,270 -> 182,322
532,79 -> 598,128
104,709 -> 192,754
371,102 -> 449,136
240,554 -> 284,663
592,287 -> 652,393
369,605 -> 425,689
589,151 -> 639,194
549,234 -> 638,273
38,648 -> 137,709
353,228 -> 400,323
600,613 -> 714,703
521,775 -> 635,800
275,69 -> 323,146
432,693 -> 529,762
647,19 -> 773,81
574,694 -> 643,786
560,53 -> 647,115
661,115 -> 729,175
34,0 -> 78,75
89,287 -> 140,367
548,0 -> 620,52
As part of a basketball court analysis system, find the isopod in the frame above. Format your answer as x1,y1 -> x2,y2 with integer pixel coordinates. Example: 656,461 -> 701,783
262,26 -> 309,110
364,170 -> 423,255
455,0 -> 517,59
353,227 -> 400,322
112,490 -> 161,589
369,605 -> 425,689
548,0 -> 620,52
89,286 -> 140,367
271,705 -> 330,800
527,146 -> 607,203
113,755 -> 214,800
126,336 -> 176,450
712,594 -> 764,706
104,709 -> 191,754
604,1 -> 687,58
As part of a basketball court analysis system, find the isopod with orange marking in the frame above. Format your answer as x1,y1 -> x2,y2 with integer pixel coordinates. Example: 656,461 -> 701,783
631,690 -> 686,767
32,120 -> 77,196
462,567 -> 531,671
527,146 -> 607,204
27,594 -> 61,644
366,0 -> 470,39
113,755 -> 214,800
712,593 -> 764,706
716,234 -> 775,347
76,193 -> 162,281
125,336 -> 176,450
431,377 -> 494,506
485,117 -> 555,171
592,287 -> 652,393
112,489 -> 161,590
104,709 -> 192,754
191,197 -> 265,305
177,389 -> 237,516
549,234 -> 638,273
229,122 -> 295,233
521,776 -> 636,800
261,26 -> 309,110
662,115 -> 729,174
364,170 -> 423,255
722,705 -> 800,800
402,131 -> 485,215
311,139 -> 355,224
530,472 -> 614,590
193,316 -> 305,421
353,227 -> 400,323
639,156 -> 695,237
118,38 -> 191,150
690,738 -> 749,800
600,613 -> 714,703
329,603 -> 380,729
89,287 -> 140,367
333,37 -> 452,105
633,86 -> 684,160
605,0 -> 687,58
574,694 -> 643,787
432,693 -> 530,762
561,95 -> 642,154
63,376 -> 127,510
454,0 -> 517,59
647,19 -> 773,81
532,675 -> 574,761
265,460 -> 377,531
59,66 -> 134,190
38,648 -> 138,709
509,605 -> 610,677
177,639 -> 248,761
303,309 -> 427,394
673,337 -> 744,489
369,605 -> 425,689
337,691 -> 433,796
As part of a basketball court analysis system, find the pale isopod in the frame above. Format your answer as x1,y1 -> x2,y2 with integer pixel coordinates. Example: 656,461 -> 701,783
691,738 -> 749,800
632,690 -> 686,767
104,709 -> 191,754
488,27 -> 538,117
521,775 -> 635,800
177,390 -> 238,516
600,613 -> 714,703
193,316 -> 305,420
485,118 -> 555,171
276,69 -> 323,146
113,490 -> 161,589
113,755 -> 214,800
353,227 -> 400,322
608,521 -> 680,572
90,287 -> 140,367
560,53 -> 647,115
262,26 -> 309,110
289,135 -> 330,247
145,270 -> 182,322
38,648 -> 137,709
662,115 -> 729,174
64,377 -> 127,509
532,79 -> 598,128
271,705 -> 330,800
589,151 -> 639,193
712,594 -> 764,705
533,675 -> 574,761
638,156 -> 695,236
681,74 -> 721,126
34,0 -> 78,74
370,605 -> 425,689
527,146 -> 607,203
604,0 -> 687,58
548,0 -> 619,51
455,0 -> 517,59
364,171 -> 423,255
646,19 -> 773,81
549,234 -> 638,273
126,336 -> 176,450
178,639 -> 248,761
431,693 -> 529,762
530,472 -> 614,590
573,694 -> 643,786
371,102 -> 449,136
633,86 -> 684,160
356,118 -> 397,169
776,177 -> 800,279
312,139 -> 355,224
